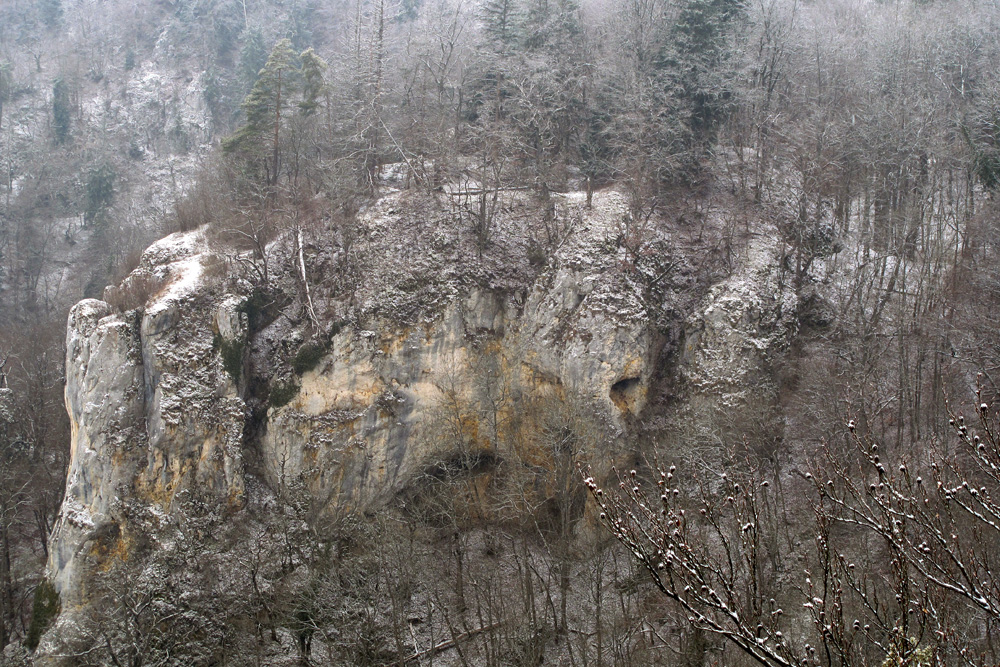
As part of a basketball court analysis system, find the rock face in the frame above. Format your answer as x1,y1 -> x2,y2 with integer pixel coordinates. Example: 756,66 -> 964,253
43,232 -> 247,652
259,192 -> 658,508
39,189 -> 799,657
679,234 -> 799,407
49,299 -> 145,602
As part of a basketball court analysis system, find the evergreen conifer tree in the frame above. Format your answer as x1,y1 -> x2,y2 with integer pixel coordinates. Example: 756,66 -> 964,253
298,48 -> 327,117
52,78 -> 70,144
0,63 -> 11,133
480,0 -> 520,55
38,0 -> 62,28
224,39 -> 302,186
665,0 -> 744,143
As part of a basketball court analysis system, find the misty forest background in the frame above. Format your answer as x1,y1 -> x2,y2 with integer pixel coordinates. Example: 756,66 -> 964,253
3,0 -> 1000,664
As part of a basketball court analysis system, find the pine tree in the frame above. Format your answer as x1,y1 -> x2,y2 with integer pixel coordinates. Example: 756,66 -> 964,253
38,0 -> 62,28
84,164 -> 115,226
224,39 -> 301,187
966,96 -> 1000,191
238,28 -> 269,94
522,0 -> 579,52
665,0 -> 745,143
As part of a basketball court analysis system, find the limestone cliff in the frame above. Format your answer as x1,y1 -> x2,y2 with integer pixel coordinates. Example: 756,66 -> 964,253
38,188 -> 799,658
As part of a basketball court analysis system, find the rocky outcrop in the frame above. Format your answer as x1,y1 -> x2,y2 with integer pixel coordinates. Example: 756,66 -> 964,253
258,191 -> 656,508
39,189 -> 799,657
44,232 -> 245,615
679,233 -> 799,406
49,299 -> 145,602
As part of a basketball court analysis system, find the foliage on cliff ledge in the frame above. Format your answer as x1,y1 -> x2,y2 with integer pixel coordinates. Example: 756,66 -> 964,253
26,579 -> 59,651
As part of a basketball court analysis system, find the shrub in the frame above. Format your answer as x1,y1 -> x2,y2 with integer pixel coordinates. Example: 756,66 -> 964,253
84,163 -> 116,225
328,319 -> 345,338
105,273 -> 166,312
26,579 -> 60,650
527,242 -> 548,267
173,178 -> 216,232
110,246 -> 145,285
269,378 -> 300,408
239,287 -> 275,332
213,333 -> 245,383
52,77 -> 71,143
292,340 -> 327,375
171,160 -> 232,233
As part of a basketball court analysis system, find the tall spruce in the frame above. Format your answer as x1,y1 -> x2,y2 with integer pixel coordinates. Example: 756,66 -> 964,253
665,0 -> 745,143
480,0 -> 520,54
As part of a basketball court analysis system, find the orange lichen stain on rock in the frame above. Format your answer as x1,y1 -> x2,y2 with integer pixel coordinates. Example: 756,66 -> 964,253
92,528 -> 133,572
226,484 -> 245,510
142,475 -> 177,508
479,339 -> 503,356
138,448 -> 194,509
621,357 -> 642,378
111,444 -> 131,468
421,320 -> 439,343
105,534 -> 131,565
519,362 -> 566,401
460,412 -> 482,447
510,428 -> 553,469
336,415 -> 361,437
378,327 -> 412,356
351,381 -> 384,406
197,435 -> 217,469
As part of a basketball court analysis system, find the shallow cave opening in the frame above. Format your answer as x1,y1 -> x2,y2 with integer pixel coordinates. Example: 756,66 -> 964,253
610,376 -> 641,413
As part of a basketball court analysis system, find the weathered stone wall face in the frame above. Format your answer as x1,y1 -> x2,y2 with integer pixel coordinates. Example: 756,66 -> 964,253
39,190 -> 797,660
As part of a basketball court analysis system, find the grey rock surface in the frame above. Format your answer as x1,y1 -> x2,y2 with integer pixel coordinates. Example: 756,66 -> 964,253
39,189 -> 797,659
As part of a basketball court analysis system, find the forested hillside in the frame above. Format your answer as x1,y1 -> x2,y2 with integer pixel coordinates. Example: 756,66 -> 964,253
1,0 -> 1000,664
